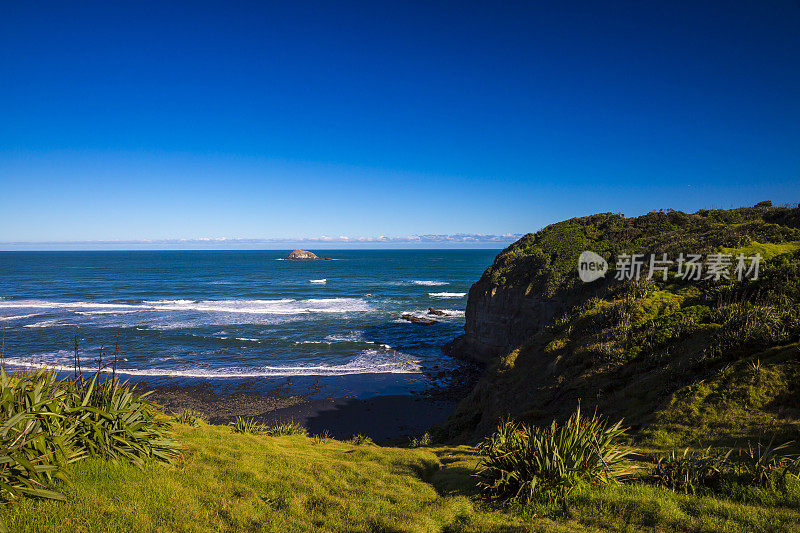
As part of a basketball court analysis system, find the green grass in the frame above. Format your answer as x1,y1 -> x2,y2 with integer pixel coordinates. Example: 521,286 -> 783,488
719,241 -> 800,261
3,421 -> 800,532
0,422 -> 518,532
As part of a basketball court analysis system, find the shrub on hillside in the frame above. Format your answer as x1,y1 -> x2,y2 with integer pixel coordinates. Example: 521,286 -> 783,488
410,432 -> 432,447
171,409 -> 207,427
476,406 -> 629,503
230,417 -> 266,435
651,439 -> 800,495
347,434 -> 374,445
0,369 -> 177,501
735,439 -> 800,488
265,421 -> 307,437
651,447 -> 730,494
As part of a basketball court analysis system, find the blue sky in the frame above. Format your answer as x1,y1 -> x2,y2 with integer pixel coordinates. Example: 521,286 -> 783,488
1,1 -> 799,248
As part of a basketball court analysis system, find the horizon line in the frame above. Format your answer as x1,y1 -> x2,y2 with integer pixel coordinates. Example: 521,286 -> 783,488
0,232 -> 525,249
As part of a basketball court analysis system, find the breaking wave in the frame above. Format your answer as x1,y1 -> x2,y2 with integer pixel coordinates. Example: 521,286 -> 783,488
0,298 -> 371,316
2,350 -> 420,378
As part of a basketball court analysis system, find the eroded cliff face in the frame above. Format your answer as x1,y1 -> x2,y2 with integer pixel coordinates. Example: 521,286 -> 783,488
450,278 -> 564,363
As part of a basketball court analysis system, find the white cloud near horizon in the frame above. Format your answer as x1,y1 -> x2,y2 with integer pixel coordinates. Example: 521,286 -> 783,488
0,233 -> 524,250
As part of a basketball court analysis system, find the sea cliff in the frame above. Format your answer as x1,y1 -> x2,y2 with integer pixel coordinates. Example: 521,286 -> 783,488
443,202 -> 800,442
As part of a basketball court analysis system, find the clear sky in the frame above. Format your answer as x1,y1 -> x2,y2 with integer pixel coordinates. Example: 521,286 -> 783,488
1,1 -> 799,249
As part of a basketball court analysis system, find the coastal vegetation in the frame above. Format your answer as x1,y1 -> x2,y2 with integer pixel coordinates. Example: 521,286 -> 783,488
476,406 -> 630,504
0,369 -> 175,504
3,203 -> 800,531
445,203 -> 800,444
2,413 -> 800,531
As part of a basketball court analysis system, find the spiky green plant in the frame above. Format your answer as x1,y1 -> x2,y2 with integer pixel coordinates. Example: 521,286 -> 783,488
171,409 -> 206,427
64,375 -> 177,465
230,417 -> 266,435
410,432 -> 432,448
736,438 -> 800,488
264,421 -> 307,437
0,368 -> 177,503
476,406 -> 630,503
0,408 -> 71,501
651,447 -> 731,494
312,430 -> 330,445
347,434 -> 374,445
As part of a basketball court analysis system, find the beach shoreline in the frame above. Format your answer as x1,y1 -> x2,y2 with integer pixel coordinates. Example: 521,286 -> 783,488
139,362 -> 481,443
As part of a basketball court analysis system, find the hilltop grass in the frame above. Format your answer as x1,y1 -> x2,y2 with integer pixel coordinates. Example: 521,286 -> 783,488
3,421 -> 800,532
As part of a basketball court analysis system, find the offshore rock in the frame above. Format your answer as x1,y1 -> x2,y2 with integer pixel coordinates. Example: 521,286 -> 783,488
284,250 -> 330,260
401,313 -> 436,325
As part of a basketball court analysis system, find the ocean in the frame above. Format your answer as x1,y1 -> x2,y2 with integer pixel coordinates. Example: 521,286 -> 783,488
0,250 -> 498,397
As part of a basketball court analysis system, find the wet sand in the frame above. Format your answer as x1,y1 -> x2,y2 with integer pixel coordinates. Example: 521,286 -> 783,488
141,364 -> 480,444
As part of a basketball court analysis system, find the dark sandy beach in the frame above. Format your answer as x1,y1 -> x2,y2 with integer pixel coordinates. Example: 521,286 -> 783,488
141,363 -> 480,444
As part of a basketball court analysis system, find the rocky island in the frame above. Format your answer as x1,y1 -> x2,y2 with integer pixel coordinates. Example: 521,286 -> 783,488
284,249 -> 331,260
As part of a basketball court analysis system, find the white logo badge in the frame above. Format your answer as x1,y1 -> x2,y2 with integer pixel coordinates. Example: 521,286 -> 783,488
578,251 -> 608,282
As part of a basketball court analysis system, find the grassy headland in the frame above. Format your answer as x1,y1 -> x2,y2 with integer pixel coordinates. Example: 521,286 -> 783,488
3,202 -> 800,531
444,202 -> 800,444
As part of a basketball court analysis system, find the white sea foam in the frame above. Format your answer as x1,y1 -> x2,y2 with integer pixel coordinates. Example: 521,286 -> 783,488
402,308 -> 466,318
309,279 -> 327,284
218,336 -> 261,343
295,331 -> 390,349
0,300 -> 135,310
2,350 -> 419,378
428,292 -> 467,298
324,331 -> 366,343
411,280 -> 449,286
0,298 -> 371,316
201,335 -> 263,343
75,310 -> 141,315
0,313 -> 41,321
24,319 -> 72,328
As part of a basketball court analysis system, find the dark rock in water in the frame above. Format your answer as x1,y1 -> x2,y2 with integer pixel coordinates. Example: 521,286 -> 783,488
401,313 -> 436,325
427,307 -> 447,316
284,249 -> 330,261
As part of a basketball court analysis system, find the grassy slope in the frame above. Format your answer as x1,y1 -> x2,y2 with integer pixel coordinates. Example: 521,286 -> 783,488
0,422 -> 514,533
443,204 -> 800,443
3,421 -> 800,532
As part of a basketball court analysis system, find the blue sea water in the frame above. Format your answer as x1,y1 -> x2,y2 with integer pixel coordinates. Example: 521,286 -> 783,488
0,250 -> 497,396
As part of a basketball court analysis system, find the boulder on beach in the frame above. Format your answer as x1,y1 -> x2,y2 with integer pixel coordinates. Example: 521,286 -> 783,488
285,249 -> 330,261
427,307 -> 448,316
401,313 -> 437,325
